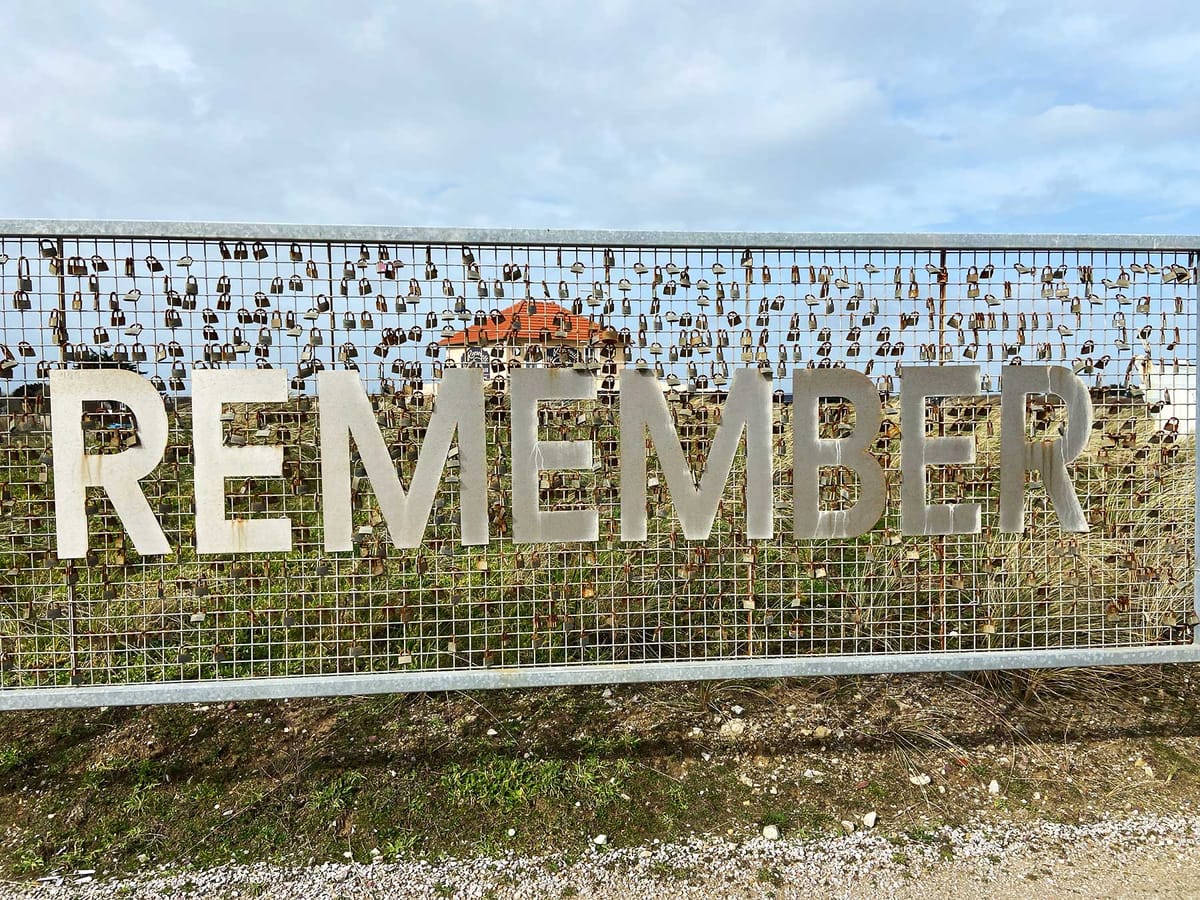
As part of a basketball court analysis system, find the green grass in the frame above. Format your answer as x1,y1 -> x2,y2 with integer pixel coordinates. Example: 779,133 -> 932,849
759,807 -> 790,828
756,866 -> 785,887
0,743 -> 27,773
305,771 -> 366,815
1146,741 -> 1200,778
439,757 -> 632,810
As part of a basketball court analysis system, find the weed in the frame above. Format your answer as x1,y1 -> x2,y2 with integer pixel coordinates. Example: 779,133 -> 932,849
787,803 -> 833,838
474,835 -> 505,856
121,781 -> 160,815
383,832 -> 420,858
0,743 -> 27,774
905,826 -> 941,844
759,808 -> 790,828
308,771 -> 366,815
756,866 -> 785,887
1148,741 -> 1200,776
650,861 -> 697,881
12,849 -> 44,876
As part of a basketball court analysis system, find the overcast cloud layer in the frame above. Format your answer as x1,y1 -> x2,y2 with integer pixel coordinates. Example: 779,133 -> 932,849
1,0 -> 1197,233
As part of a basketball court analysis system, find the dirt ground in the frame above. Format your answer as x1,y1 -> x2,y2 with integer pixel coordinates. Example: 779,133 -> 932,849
880,843 -> 1199,900
0,665 -> 1198,893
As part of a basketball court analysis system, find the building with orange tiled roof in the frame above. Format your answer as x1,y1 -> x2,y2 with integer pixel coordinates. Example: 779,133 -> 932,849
439,300 -> 626,390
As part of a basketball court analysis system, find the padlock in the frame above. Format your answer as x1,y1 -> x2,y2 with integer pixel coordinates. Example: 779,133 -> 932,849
17,257 -> 33,292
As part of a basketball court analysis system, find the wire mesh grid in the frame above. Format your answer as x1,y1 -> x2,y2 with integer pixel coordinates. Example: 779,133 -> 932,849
0,226 -> 1197,703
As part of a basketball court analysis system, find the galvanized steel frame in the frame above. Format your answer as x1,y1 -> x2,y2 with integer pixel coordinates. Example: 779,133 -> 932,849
0,220 -> 1196,709
6,219 -> 1200,251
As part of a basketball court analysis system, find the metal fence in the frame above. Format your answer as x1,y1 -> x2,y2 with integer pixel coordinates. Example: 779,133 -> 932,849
0,221 -> 1197,708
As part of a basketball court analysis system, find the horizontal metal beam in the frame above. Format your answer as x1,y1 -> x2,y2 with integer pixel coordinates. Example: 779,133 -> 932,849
2,644 -> 1198,709
0,219 -> 1198,252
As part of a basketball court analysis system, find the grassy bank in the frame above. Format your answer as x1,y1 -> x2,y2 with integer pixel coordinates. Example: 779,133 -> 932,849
1,667 -> 1199,881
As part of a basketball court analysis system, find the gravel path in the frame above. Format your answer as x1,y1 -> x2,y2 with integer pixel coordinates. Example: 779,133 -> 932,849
8,814 -> 1199,899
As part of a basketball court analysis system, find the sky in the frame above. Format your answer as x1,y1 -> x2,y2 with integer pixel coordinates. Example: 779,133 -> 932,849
1,0 -> 1198,234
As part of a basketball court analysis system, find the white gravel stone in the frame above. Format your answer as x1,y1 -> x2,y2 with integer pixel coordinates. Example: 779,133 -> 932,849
10,814 -> 1200,900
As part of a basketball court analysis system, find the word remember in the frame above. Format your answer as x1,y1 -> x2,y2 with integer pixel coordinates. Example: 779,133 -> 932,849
50,365 -> 1092,559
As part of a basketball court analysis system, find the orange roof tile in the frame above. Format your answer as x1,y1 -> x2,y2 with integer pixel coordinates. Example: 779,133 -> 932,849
439,300 -> 601,346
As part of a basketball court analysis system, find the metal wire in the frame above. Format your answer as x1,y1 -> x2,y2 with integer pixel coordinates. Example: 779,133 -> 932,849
0,224 -> 1196,706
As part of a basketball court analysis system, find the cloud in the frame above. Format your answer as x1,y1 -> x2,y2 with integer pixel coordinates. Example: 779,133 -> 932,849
0,0 -> 1196,233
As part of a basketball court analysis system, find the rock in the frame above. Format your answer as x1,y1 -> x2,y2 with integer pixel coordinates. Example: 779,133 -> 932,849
486,727 -> 498,737
762,824 -> 780,841
592,834 -> 607,846
988,779 -> 1001,795
909,773 -> 932,786
720,719 -> 746,738
731,705 -> 744,716
863,811 -> 878,828
813,725 -> 832,740
841,820 -> 856,833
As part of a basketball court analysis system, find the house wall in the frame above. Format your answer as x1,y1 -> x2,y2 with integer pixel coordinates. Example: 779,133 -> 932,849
1138,360 -> 1196,435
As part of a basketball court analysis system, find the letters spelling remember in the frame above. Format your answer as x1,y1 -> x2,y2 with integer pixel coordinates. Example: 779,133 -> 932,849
48,364 -> 1092,559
